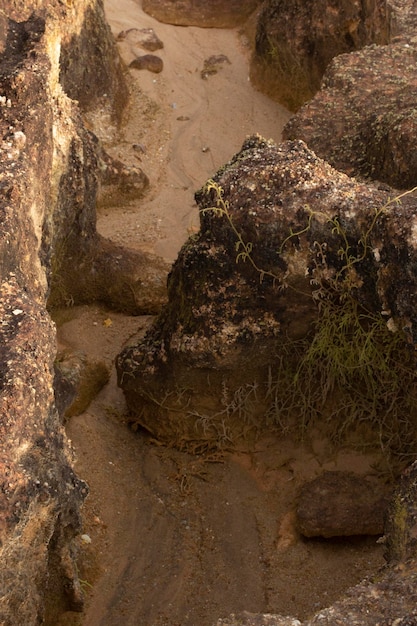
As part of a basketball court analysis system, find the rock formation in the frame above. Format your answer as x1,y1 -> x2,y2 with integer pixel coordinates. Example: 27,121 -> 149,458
281,0 -> 417,188
283,41 -> 417,189
1,0 -> 417,623
142,0 -> 262,28
250,0 -> 390,110
0,0 -> 167,623
116,135 -> 417,459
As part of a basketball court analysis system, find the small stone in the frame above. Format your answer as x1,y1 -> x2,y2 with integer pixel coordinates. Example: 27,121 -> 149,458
129,55 -> 163,74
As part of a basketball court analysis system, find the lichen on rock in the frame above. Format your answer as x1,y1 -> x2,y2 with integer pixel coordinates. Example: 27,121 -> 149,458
117,134 -> 417,461
0,1 -> 166,622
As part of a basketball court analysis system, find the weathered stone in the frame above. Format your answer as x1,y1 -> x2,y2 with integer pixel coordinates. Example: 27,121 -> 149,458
214,464 -> 417,625
97,148 -> 150,206
59,0 -> 129,126
296,471 -> 390,538
201,54 -> 231,80
250,0 -> 390,110
116,135 -> 417,452
117,27 -> 164,52
283,42 -> 417,189
142,0 -> 261,28
0,278 -> 87,625
129,54 -> 164,73
42,105 -> 168,314
0,1 -> 166,622
54,350 -> 110,420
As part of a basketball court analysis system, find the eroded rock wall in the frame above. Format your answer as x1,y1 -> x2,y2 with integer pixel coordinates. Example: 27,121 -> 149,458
0,10 -> 88,624
250,0 -> 390,110
283,34 -> 417,189
0,0 -> 165,622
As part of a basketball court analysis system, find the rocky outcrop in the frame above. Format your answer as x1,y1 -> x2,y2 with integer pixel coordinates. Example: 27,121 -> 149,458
283,42 -> 417,189
142,0 -> 262,28
250,0 -> 390,110
58,1 -> 128,126
281,0 -> 417,188
0,278 -> 87,625
43,97 -> 168,313
116,135 -> 417,457
0,1 -> 167,623
296,471 -> 390,538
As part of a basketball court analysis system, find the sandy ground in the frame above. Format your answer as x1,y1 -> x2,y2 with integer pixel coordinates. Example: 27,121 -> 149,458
55,2 -> 387,625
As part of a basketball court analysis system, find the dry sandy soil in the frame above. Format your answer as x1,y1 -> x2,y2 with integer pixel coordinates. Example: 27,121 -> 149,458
55,1 -> 388,625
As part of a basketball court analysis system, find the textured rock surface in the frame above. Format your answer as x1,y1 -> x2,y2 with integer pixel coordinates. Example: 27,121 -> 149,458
116,135 -> 417,451
0,279 -> 87,625
142,0 -> 261,28
283,42 -> 417,189
282,0 -> 417,188
0,1 -> 165,623
250,0 -> 390,110
384,460 -> 417,564
129,53 -> 164,73
296,471 -> 390,538
58,0 -> 129,126
54,350 -> 110,419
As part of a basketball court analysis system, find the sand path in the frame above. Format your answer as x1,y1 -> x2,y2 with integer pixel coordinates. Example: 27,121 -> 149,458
56,3 -> 386,625
97,0 -> 291,262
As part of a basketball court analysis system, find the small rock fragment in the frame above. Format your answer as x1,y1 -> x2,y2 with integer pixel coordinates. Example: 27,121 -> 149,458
129,54 -> 163,74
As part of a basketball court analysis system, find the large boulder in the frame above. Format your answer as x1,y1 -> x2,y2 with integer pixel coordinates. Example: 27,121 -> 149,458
116,135 -> 417,457
142,0 -> 262,28
250,0 -> 390,110
283,42 -> 417,189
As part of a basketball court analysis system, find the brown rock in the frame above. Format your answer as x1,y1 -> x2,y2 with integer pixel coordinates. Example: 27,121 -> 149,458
0,2 -> 166,622
54,350 -> 110,420
117,27 -> 164,52
215,464 -> 417,624
283,42 -> 417,188
116,135 -> 417,453
296,471 -> 390,538
250,0 -> 390,110
59,0 -> 129,125
129,53 -> 164,73
384,460 -> 417,564
142,0 -> 261,28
